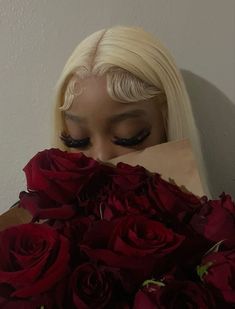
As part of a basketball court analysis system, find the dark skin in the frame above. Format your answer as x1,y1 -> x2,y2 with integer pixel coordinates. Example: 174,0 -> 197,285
62,75 -> 167,162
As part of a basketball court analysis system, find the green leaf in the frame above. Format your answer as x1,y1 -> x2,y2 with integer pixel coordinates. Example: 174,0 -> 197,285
196,261 -> 213,281
142,279 -> 165,287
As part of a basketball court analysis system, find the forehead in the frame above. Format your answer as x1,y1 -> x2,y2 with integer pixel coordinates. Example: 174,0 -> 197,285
65,75 -> 162,120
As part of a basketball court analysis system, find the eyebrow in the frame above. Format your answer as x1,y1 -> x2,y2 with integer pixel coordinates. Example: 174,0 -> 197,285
64,111 -> 85,123
64,109 -> 147,124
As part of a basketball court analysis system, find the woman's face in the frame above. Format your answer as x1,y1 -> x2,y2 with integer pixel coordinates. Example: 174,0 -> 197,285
62,75 -> 167,162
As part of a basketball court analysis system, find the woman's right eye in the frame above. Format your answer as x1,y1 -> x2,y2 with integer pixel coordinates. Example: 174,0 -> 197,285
60,133 -> 90,148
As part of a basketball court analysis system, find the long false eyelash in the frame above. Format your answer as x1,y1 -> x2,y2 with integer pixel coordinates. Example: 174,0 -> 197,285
60,127 -> 151,149
60,133 -> 89,148
112,128 -> 151,146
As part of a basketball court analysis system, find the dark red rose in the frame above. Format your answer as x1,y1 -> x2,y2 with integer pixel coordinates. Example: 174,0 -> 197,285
81,216 -> 185,289
197,249 -> 235,304
82,215 -> 185,259
22,148 -> 109,204
0,278 -> 68,309
0,282 -> 65,309
133,276 -> 217,309
85,174 -> 159,221
0,223 -> 70,301
89,171 -> 202,222
147,175 -> 203,224
53,215 -> 93,245
78,162 -> 156,220
19,190 -> 77,221
0,292 -> 53,309
108,215 -> 185,258
99,188 -> 157,220
110,162 -> 151,190
70,263 -> 126,309
190,192 -> 235,249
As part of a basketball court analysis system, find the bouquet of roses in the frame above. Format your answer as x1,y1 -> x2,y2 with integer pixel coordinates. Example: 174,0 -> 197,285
0,148 -> 234,308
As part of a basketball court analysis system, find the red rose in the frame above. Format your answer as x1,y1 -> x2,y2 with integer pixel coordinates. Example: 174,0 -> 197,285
100,188 -> 157,220
0,293 -> 54,309
70,263 -> 126,309
108,215 -> 185,258
133,276 -> 217,309
53,215 -> 92,245
81,216 -> 185,289
87,170 -> 202,222
0,285 -> 66,309
83,215 -> 185,258
190,193 -> 235,249
22,148 -> 109,204
19,190 -> 77,221
197,249 -> 235,304
110,162 -> 151,190
78,162 -> 156,220
0,223 -> 70,301
148,175 -> 202,224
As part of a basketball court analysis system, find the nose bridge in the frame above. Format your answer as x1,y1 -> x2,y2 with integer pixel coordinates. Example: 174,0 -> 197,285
88,137 -> 116,162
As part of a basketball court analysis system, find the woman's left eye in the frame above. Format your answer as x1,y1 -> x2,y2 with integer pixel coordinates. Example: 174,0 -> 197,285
112,128 -> 151,147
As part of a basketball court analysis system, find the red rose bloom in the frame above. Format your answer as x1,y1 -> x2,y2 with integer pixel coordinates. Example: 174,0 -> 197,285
148,175 -> 202,224
53,215 -> 93,245
81,215 -> 185,289
198,249 -> 235,304
22,148 -> 109,204
0,223 -> 70,300
108,215 -> 185,258
78,162 -> 156,220
19,190 -> 77,221
99,188 -> 157,220
110,162 -> 151,190
190,192 -> 235,249
87,169 -> 202,222
70,263 -> 125,309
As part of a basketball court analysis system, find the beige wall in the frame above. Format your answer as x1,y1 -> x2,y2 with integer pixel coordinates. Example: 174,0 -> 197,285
0,0 -> 235,213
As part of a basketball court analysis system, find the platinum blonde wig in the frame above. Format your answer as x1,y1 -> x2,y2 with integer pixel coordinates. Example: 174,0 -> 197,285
51,25 -> 211,197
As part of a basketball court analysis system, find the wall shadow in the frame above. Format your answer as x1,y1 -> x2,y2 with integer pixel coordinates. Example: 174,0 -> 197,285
181,70 -> 235,199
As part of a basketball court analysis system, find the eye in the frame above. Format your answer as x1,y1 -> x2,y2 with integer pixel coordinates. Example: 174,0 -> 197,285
60,133 -> 90,148
60,128 -> 151,149
112,128 -> 151,147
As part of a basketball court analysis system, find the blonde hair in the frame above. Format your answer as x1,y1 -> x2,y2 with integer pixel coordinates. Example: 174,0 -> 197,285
50,25 -> 211,197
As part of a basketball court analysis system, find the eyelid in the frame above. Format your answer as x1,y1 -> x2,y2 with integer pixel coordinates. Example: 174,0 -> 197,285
112,127 -> 151,146
60,127 -> 151,149
60,133 -> 90,148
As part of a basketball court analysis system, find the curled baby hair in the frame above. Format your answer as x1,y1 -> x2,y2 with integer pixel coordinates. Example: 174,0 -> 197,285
60,66 -> 164,111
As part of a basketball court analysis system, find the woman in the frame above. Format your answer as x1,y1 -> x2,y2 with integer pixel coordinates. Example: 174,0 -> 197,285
51,25 -> 211,197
